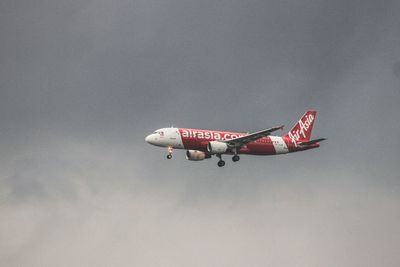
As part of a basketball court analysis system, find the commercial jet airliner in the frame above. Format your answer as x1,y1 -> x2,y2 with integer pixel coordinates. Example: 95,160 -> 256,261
145,110 -> 326,167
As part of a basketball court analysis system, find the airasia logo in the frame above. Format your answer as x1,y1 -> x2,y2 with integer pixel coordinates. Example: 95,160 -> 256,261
288,114 -> 314,146
181,129 -> 244,140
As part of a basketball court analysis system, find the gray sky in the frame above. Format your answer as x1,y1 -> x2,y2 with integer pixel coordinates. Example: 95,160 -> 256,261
1,0 -> 400,266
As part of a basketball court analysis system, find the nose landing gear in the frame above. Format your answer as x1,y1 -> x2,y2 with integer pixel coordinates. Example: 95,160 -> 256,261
166,146 -> 173,159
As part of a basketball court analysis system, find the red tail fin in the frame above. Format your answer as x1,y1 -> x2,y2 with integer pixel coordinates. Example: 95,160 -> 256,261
283,110 -> 316,142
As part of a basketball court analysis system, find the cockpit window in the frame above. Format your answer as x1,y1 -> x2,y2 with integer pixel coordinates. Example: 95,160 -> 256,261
153,131 -> 164,136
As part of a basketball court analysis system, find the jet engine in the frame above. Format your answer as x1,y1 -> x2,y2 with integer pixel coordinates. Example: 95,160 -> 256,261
186,150 -> 210,161
207,141 -> 228,154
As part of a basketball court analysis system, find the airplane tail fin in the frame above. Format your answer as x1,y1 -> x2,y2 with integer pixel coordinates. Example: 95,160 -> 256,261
283,110 -> 317,142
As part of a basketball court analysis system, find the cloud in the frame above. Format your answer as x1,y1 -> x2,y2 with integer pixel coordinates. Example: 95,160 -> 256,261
1,0 -> 400,266
393,61 -> 400,78
2,173 -> 400,267
1,139 -> 400,267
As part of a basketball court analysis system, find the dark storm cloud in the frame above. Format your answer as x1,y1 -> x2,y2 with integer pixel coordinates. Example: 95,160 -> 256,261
393,62 -> 400,78
1,0 -> 400,266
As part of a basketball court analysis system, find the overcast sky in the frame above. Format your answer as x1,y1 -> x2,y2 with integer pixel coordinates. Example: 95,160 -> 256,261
1,0 -> 400,266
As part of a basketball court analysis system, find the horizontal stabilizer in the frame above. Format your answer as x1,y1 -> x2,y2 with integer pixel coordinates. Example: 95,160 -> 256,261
298,138 -> 326,146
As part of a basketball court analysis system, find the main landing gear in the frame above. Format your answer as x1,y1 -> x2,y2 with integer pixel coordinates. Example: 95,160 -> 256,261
232,147 -> 240,162
216,154 -> 225,167
166,146 -> 173,159
216,153 -> 240,167
232,155 -> 240,162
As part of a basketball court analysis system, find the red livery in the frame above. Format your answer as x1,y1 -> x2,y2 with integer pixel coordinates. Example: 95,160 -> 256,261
145,110 -> 325,167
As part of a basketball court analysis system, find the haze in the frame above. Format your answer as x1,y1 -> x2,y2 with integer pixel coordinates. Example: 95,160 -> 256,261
1,0 -> 400,266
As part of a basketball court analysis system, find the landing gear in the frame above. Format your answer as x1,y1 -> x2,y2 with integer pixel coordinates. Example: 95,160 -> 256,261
232,155 -> 240,162
166,146 -> 173,159
231,147 -> 240,162
216,154 -> 225,167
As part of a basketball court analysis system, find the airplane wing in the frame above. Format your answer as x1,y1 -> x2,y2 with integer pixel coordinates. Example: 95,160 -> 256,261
225,125 -> 284,147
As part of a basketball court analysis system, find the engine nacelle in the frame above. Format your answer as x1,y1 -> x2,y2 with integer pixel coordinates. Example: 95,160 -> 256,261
207,141 -> 228,154
186,150 -> 210,161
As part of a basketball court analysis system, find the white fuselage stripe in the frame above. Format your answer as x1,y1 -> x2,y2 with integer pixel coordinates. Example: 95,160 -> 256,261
269,136 -> 289,154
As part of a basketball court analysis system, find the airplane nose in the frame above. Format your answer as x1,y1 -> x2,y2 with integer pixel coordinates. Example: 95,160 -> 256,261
145,135 -> 151,143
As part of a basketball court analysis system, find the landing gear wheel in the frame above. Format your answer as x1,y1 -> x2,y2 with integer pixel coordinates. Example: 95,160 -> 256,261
217,160 -> 225,167
166,146 -> 173,159
232,155 -> 240,162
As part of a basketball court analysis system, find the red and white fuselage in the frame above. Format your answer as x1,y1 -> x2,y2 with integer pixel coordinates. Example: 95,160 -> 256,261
145,110 -> 325,167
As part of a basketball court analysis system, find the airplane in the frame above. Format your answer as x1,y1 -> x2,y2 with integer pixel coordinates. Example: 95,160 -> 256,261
145,110 -> 326,167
